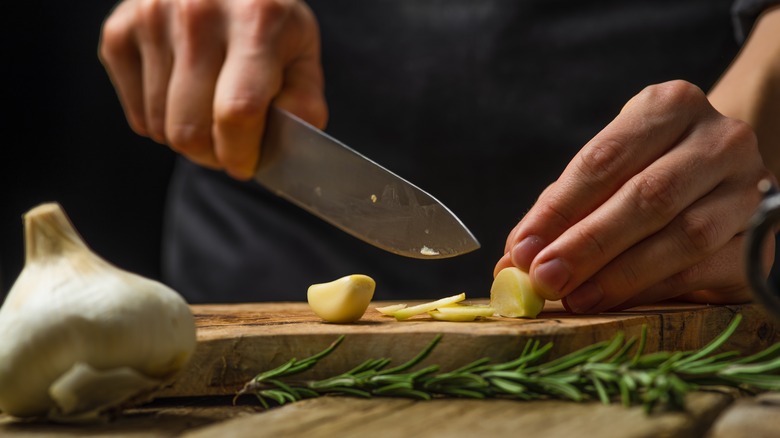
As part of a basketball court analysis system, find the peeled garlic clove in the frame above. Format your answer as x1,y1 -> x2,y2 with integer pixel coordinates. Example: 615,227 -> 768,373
0,203 -> 197,422
307,274 -> 375,323
490,267 -> 546,318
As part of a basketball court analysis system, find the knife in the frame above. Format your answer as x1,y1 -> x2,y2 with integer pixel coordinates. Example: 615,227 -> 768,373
254,107 -> 480,259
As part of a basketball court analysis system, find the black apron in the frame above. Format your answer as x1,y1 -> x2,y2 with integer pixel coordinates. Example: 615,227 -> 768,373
162,0 -> 740,303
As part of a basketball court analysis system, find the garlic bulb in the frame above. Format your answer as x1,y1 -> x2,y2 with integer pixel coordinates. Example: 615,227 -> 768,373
0,203 -> 197,422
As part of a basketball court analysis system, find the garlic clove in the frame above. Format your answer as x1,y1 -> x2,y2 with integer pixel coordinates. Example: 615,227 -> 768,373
0,202 -> 197,422
307,274 -> 375,323
490,267 -> 546,318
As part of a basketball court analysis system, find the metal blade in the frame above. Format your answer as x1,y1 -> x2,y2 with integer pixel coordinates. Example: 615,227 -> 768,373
254,107 -> 480,259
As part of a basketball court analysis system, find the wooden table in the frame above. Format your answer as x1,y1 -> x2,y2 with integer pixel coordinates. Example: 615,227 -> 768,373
1,390 -> 777,437
1,301 -> 778,437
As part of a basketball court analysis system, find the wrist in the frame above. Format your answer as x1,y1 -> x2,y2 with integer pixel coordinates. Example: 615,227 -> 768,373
708,6 -> 780,176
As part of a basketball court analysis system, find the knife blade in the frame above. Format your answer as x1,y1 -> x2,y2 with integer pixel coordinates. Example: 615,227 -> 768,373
254,107 -> 480,259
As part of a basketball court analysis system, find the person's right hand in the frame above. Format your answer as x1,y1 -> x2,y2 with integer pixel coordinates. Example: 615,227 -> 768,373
99,0 -> 327,180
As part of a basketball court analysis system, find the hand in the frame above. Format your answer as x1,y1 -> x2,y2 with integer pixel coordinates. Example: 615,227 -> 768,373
99,0 -> 327,180
495,80 -> 774,313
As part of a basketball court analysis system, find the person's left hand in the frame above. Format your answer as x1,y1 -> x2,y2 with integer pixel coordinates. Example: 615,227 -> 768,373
495,80 -> 775,313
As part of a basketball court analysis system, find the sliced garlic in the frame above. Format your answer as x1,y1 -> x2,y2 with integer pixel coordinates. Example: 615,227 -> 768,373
0,203 -> 197,422
392,293 -> 466,320
428,311 -> 480,322
375,303 -> 407,316
307,274 -> 375,323
490,267 -> 545,318
434,305 -> 495,317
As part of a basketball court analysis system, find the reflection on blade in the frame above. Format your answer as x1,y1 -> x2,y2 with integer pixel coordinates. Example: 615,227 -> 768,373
254,107 -> 480,259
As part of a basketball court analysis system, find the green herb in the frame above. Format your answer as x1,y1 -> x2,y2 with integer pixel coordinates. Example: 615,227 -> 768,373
235,314 -> 780,412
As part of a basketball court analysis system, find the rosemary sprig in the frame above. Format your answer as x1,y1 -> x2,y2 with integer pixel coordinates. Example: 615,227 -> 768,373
236,314 -> 780,412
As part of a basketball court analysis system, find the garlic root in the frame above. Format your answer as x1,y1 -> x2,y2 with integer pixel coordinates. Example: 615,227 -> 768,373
0,203 -> 197,422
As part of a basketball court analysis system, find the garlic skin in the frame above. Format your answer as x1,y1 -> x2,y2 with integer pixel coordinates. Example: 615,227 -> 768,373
0,203 -> 197,422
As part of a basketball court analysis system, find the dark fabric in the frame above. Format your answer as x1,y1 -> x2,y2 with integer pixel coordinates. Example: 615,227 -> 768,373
731,0 -> 780,41
163,0 -> 741,303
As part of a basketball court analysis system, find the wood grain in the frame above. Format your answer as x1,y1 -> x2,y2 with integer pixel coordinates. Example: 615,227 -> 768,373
181,394 -> 734,438
0,392 -> 738,438
708,392 -> 780,438
1,302 -> 777,437
158,301 -> 779,398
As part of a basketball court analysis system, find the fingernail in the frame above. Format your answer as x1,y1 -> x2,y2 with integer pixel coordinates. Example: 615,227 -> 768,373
565,282 -> 604,314
511,235 -> 545,270
533,258 -> 571,298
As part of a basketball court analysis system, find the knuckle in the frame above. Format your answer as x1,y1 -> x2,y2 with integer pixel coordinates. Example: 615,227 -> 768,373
99,2 -> 142,61
573,227 -> 608,260
677,210 -> 722,256
167,123 -> 212,154
131,0 -> 176,44
663,263 -> 703,292
627,171 -> 680,220
215,96 -> 267,125
641,80 -> 705,110
616,261 -> 643,291
99,18 -> 128,59
239,0 -> 295,37
136,0 -> 168,28
576,138 -> 626,186
258,0 -> 295,17
175,0 -> 221,33
534,198 -> 577,231
721,117 -> 758,154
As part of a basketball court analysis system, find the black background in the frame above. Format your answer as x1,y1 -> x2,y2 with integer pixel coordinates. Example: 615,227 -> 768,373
0,1 -> 175,295
2,1 -> 771,302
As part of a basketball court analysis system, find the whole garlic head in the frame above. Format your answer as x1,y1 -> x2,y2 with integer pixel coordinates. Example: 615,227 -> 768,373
0,203 -> 197,422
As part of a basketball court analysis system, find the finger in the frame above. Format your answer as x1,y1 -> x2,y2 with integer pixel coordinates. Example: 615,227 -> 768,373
272,53 -> 327,129
672,212 -> 776,306
503,184 -> 552,254
494,252 -> 513,276
132,0 -> 175,144
99,0 -> 148,136
564,165 -> 766,314
213,43 -> 280,179
213,1 -> 325,180
211,1 -> 294,180
506,81 -> 709,271
269,3 -> 327,128
603,234 -> 754,311
529,112 -> 732,301
165,0 -> 225,169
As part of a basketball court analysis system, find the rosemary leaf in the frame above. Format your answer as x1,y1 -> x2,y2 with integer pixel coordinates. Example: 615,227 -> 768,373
237,314 -> 780,412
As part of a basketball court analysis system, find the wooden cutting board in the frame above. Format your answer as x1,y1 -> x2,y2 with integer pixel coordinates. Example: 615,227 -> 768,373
158,301 -> 779,398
